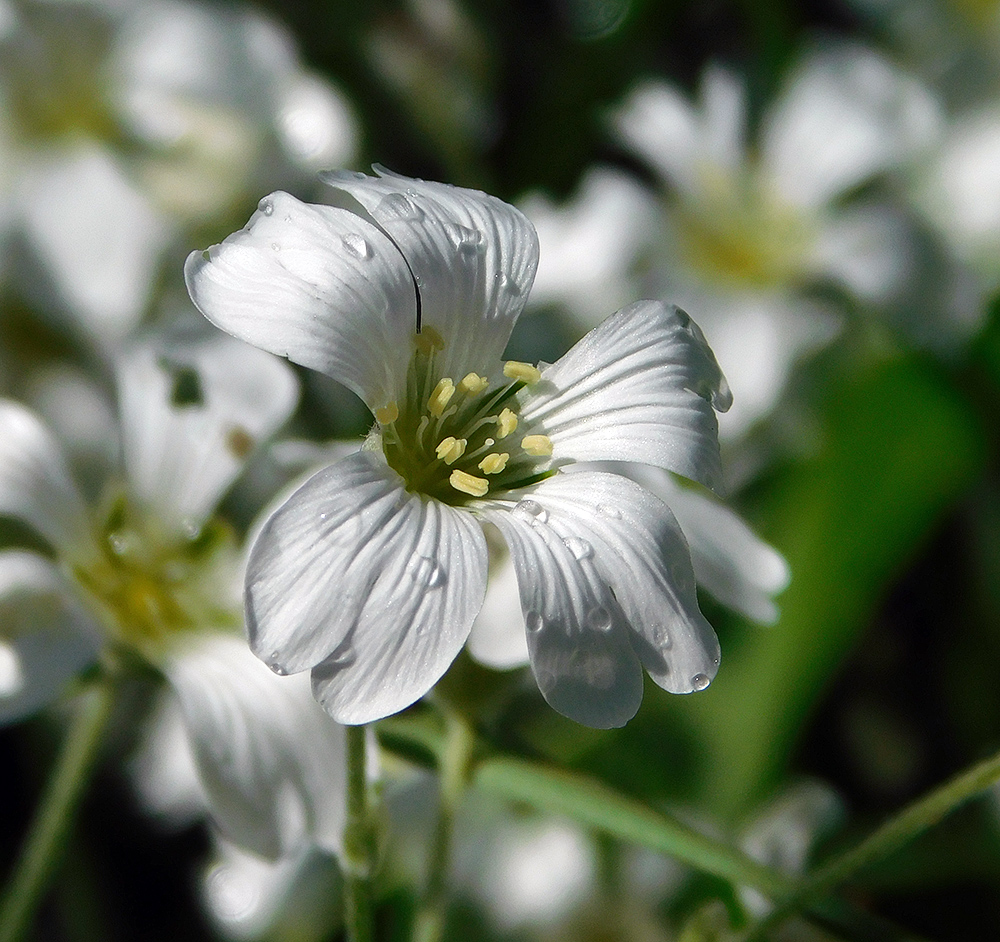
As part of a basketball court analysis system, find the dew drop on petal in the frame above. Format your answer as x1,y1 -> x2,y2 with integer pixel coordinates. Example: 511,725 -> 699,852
691,672 -> 711,692
341,232 -> 373,259
496,272 -> 521,297
271,242 -> 281,252
258,197 -> 274,216
407,555 -> 446,588
269,660 -> 288,676
526,611 -> 544,633
378,192 -> 423,221
563,536 -> 593,560
597,504 -> 622,520
512,499 -> 548,525
448,224 -> 484,257
651,625 -> 672,649
586,607 -> 613,632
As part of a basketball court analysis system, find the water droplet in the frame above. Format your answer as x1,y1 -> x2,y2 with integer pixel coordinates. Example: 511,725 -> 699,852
512,499 -> 548,525
651,625 -> 672,649
526,611 -> 544,633
258,197 -> 274,216
691,672 -> 711,692
407,555 -> 446,588
271,242 -> 281,252
497,272 -> 521,297
269,657 -> 288,676
378,192 -> 423,221
341,232 -> 373,260
597,503 -> 622,520
563,537 -> 593,560
586,607 -> 613,632
448,224 -> 484,256
181,519 -> 202,541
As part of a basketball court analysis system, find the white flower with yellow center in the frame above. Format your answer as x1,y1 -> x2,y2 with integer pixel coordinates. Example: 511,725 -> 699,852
0,333 -> 347,859
186,168 -> 732,730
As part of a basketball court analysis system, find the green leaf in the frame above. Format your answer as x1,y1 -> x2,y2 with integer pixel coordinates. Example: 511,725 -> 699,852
682,355 -> 986,818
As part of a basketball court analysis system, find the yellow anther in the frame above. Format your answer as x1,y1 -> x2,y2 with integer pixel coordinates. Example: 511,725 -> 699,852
449,469 -> 489,497
478,452 -> 509,474
435,437 -> 467,465
375,401 -> 399,424
458,372 -> 489,395
503,360 -> 542,385
521,434 -> 553,456
428,378 -> 455,417
414,325 -> 446,355
495,408 -> 518,438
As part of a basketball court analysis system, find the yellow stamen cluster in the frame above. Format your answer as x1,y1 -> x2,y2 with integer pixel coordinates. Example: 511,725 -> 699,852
379,330 -> 556,505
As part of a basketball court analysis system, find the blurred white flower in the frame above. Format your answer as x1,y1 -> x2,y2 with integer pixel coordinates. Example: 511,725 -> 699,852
187,168 -> 732,729
0,330 -> 349,859
0,0 -> 356,349
527,42 -> 939,437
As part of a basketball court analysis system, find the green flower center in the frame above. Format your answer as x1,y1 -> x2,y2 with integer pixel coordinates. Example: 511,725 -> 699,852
674,164 -> 813,289
378,326 -> 555,505
71,490 -> 241,661
2,5 -> 120,147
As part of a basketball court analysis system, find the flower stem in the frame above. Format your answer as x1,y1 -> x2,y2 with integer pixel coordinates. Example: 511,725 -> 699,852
744,747 -> 1000,940
342,724 -> 376,942
412,708 -> 475,942
0,672 -> 118,942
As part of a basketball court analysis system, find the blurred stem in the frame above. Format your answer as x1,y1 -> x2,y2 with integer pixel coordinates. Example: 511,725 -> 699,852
412,707 -> 475,942
343,724 -> 376,942
743,747 -> 1000,941
0,670 -> 118,942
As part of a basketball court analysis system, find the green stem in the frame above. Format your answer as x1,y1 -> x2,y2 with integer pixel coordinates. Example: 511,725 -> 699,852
342,724 -> 377,942
744,747 -> 1000,940
0,673 -> 118,942
412,709 -> 475,942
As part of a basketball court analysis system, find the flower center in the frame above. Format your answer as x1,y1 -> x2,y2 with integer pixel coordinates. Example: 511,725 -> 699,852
377,326 -> 555,505
674,163 -> 813,289
3,5 -> 119,147
71,490 -> 241,661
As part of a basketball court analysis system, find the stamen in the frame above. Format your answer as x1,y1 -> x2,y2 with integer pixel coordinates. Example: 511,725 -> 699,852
457,372 -> 489,395
450,469 -> 489,497
375,401 -> 399,424
478,453 -> 509,474
503,361 -> 542,385
428,378 -> 456,417
435,437 -> 467,465
521,434 -> 553,456
495,408 -> 518,438
414,325 -> 446,355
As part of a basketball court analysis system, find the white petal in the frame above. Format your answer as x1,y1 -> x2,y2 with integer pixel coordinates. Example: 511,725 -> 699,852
762,43 -> 939,209
522,167 -> 659,328
320,167 -> 539,380
0,400 -> 93,556
614,80 -> 703,192
467,538 -> 529,670
508,473 -> 719,694
17,148 -> 173,347
624,466 -> 790,624
118,331 -> 299,534
699,65 -> 748,176
484,496 -> 645,728
519,301 -> 731,490
244,451 -> 488,723
185,191 -> 417,409
0,550 -> 101,725
166,633 -> 347,858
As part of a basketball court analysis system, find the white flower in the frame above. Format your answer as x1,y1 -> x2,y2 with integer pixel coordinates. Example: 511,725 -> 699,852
528,43 -> 939,436
0,0 -> 356,348
0,332 -> 346,858
186,168 -> 732,730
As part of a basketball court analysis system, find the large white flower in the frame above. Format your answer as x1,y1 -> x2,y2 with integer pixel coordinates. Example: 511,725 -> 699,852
527,43 -> 940,436
0,332 -> 346,858
186,168 -> 732,730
